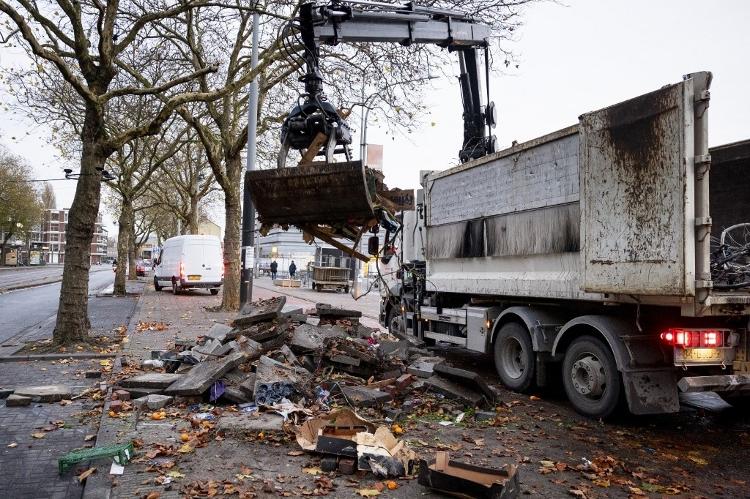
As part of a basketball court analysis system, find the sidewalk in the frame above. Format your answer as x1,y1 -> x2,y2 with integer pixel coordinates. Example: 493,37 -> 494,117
0,280 -> 144,499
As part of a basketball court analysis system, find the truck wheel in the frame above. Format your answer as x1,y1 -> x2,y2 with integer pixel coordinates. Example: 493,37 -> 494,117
210,289 -> 219,296
494,322 -> 535,392
154,276 -> 162,291
562,336 -> 621,419
171,279 -> 180,295
387,306 -> 404,335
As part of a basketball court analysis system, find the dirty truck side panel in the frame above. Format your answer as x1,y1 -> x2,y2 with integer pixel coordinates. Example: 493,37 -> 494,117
580,81 -> 694,296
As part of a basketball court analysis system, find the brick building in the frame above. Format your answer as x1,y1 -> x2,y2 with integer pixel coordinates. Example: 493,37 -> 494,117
29,209 -> 108,265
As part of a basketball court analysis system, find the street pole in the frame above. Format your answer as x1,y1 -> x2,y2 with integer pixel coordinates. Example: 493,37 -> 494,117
240,12 -> 260,306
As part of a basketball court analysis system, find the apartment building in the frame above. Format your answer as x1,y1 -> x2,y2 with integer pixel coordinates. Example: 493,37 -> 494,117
28,209 -> 108,265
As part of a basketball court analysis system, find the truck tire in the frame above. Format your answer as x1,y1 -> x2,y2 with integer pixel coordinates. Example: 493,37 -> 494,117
386,306 -> 404,335
493,322 -> 535,392
210,289 -> 219,296
562,336 -> 621,419
154,276 -> 162,291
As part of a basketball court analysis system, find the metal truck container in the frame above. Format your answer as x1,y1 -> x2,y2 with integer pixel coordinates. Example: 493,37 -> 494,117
383,72 -> 750,418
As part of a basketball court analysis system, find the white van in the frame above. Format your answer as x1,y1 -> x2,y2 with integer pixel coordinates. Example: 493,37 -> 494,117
154,235 -> 223,295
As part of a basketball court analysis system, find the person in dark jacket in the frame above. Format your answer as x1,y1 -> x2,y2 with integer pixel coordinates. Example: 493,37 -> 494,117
270,260 -> 278,280
289,261 -> 297,278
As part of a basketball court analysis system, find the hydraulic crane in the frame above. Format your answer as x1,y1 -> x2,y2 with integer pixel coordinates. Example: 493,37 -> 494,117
246,1 -> 498,260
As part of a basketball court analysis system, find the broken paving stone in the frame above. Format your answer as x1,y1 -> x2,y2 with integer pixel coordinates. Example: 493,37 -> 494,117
205,323 -> 235,343
109,400 -> 123,413
5,394 -> 31,407
13,385 -> 72,403
315,303 -> 362,319
338,458 -> 356,475
279,304 -> 304,318
239,373 -> 257,398
165,352 -> 245,396
217,412 -> 285,434
0,388 -> 14,399
134,394 -> 174,411
290,323 -> 347,352
475,411 -> 497,422
407,357 -> 444,378
114,386 -> 162,399
222,387 -> 251,404
424,376 -> 484,407
85,371 -> 102,379
340,385 -> 392,408
233,296 -> 286,328
120,373 -> 183,389
433,363 -> 496,403
112,390 -> 131,401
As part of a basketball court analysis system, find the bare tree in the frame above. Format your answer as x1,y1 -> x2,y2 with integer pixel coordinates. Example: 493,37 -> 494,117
0,145 -> 42,261
41,182 -> 57,210
0,0 -> 271,343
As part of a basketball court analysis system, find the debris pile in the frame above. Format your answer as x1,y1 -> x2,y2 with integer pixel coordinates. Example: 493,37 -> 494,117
109,295 -> 516,495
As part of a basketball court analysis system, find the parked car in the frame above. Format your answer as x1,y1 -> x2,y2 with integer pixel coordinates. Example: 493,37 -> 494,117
135,260 -> 152,276
153,235 -> 223,295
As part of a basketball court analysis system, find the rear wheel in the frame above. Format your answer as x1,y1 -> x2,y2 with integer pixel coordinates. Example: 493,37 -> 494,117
172,279 -> 180,295
562,336 -> 621,419
386,305 -> 404,335
154,276 -> 162,291
210,289 -> 219,296
494,322 -> 535,392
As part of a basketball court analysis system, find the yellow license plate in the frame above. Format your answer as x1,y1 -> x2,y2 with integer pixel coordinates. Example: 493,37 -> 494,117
187,275 -> 201,281
674,347 -> 723,363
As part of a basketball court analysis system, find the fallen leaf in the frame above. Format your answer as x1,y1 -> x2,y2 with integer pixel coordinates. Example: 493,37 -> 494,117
628,486 -> 646,496
385,481 -> 398,490
7,443 -> 17,448
77,467 -> 96,483
688,455 -> 708,465
568,488 -> 587,498
287,450 -> 304,456
85,435 -> 96,442
302,466 -> 322,475
177,443 -> 193,454
31,432 -> 46,439
530,395 -> 541,401
166,470 -> 185,479
356,489 -> 381,497
146,493 -> 160,499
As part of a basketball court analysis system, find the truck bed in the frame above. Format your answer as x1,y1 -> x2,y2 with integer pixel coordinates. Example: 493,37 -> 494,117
422,72 -> 750,316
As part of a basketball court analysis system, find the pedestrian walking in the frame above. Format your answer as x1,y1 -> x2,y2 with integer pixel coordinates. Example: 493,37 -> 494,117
270,260 -> 278,280
289,260 -> 297,279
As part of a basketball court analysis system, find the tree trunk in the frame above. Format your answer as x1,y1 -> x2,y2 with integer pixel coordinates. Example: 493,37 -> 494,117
221,154 -> 242,310
127,205 -> 137,280
188,194 -> 199,234
54,108 -> 106,344
113,204 -> 129,295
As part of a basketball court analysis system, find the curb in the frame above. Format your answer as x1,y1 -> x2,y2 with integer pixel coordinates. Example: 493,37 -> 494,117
81,281 -> 148,499
0,352 -> 117,363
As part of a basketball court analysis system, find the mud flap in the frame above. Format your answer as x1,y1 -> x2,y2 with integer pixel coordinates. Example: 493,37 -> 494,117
246,161 -> 376,226
622,370 -> 680,415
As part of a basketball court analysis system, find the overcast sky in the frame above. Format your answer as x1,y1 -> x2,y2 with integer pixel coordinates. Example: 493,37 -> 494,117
1,0 -> 748,233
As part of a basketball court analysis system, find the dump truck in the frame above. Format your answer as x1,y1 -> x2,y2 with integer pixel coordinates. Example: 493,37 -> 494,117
380,72 -> 750,418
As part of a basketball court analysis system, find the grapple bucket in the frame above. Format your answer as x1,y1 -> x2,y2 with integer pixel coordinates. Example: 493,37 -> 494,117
246,161 -> 377,226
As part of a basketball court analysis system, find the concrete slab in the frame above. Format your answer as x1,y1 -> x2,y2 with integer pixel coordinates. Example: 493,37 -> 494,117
165,352 -> 245,396
315,303 -> 362,319
217,412 -> 285,433
233,297 -> 286,328
407,357 -> 444,378
13,385 -> 72,402
424,376 -> 484,407
5,394 -> 31,406
433,363 -> 496,402
290,323 -> 346,352
0,388 -> 13,399
340,385 -> 392,407
205,323 -> 234,343
120,373 -> 182,389
134,394 -> 174,411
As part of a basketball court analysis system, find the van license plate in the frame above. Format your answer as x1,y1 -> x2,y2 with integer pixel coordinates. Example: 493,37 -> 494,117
674,347 -> 722,363
188,275 -> 201,281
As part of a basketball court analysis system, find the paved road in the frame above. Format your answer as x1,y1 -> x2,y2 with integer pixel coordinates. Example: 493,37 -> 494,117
0,268 -> 114,345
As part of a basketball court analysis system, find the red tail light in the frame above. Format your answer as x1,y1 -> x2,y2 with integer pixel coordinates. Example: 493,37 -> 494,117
660,328 -> 726,348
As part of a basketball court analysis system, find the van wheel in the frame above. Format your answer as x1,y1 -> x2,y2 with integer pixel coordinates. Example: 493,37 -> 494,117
494,322 -> 535,392
172,279 -> 180,295
154,276 -> 162,291
562,336 -> 621,419
210,289 -> 219,296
